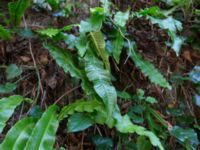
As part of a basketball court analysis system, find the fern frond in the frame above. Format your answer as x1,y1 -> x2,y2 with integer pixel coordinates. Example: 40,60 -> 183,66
0,95 -> 24,133
128,46 -> 171,89
89,31 -> 110,70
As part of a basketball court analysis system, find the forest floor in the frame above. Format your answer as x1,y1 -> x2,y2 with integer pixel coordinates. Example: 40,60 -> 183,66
0,0 -> 200,150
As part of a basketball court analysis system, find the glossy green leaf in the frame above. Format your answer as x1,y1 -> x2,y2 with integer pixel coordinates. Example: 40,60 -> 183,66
28,105 -> 43,118
137,6 -> 165,18
137,136 -> 152,150
0,95 -> 24,133
46,0 -> 58,10
59,99 -> 103,120
8,0 -> 30,27
91,135 -> 113,150
0,117 -> 37,150
112,31 -> 124,63
24,105 -> 59,150
100,0 -> 110,13
6,64 -> 22,80
75,35 -> 88,57
80,7 -> 105,33
113,112 -> 164,150
128,43 -> 171,89
0,82 -> 17,94
89,31 -> 110,70
44,44 -> 93,95
0,25 -> 12,40
84,50 -> 117,117
67,113 -> 94,132
44,44 -> 83,78
114,11 -> 130,27
37,28 -> 60,38
170,126 -> 199,150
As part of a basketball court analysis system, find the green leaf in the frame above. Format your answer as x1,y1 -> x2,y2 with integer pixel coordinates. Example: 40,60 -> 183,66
44,43 -> 93,95
0,82 -> 17,94
44,44 -> 83,79
128,43 -> 171,89
28,105 -> 43,118
59,99 -> 103,120
24,105 -> 59,150
146,96 -> 157,104
0,95 -> 24,133
100,0 -> 110,13
80,7 -> 105,33
91,135 -> 113,150
75,35 -> 88,57
0,117 -> 37,150
89,31 -> 110,70
168,31 -> 185,56
84,50 -> 117,117
37,28 -> 60,38
113,112 -> 164,150
67,113 -> 94,132
149,16 -> 184,56
8,0 -> 30,27
112,31 -> 124,63
170,126 -> 199,150
46,0 -> 58,10
114,11 -> 130,27
137,6 -> 165,18
6,64 -> 23,80
0,25 -> 12,40
137,136 -> 152,150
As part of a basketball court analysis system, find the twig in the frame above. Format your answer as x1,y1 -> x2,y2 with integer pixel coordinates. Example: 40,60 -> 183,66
23,16 -> 44,102
54,85 -> 81,104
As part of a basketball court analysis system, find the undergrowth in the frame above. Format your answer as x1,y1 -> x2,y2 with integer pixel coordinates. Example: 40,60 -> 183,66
0,0 -> 200,150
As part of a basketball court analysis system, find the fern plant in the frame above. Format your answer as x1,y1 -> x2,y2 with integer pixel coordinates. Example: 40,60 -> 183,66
1,0 -> 195,150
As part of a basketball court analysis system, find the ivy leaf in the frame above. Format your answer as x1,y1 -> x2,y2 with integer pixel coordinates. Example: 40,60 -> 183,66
91,135 -> 113,150
24,105 -> 59,150
114,10 -> 130,27
170,126 -> 199,150
6,64 -> 22,80
100,0 -> 110,14
128,42 -> 171,89
8,0 -> 30,27
113,112 -> 164,150
137,6 -> 165,18
80,7 -> 105,33
149,16 -> 184,56
67,113 -> 94,132
168,31 -> 185,56
0,82 -> 17,94
0,117 -> 37,150
75,35 -> 88,57
0,25 -> 12,40
0,95 -> 24,133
